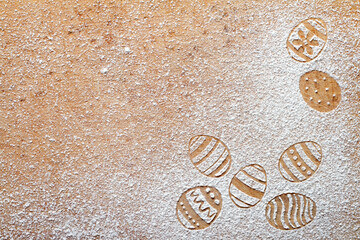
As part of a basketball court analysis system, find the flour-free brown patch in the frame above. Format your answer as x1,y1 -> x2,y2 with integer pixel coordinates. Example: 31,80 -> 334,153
299,70 -> 341,112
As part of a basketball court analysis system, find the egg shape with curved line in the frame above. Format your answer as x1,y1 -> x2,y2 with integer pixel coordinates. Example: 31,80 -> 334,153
229,164 -> 267,208
189,135 -> 232,178
265,193 -> 316,230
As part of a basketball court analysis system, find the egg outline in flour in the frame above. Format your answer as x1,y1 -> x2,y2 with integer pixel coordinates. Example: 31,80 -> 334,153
265,192 -> 317,230
176,186 -> 222,230
188,135 -> 232,178
299,70 -> 342,112
286,18 -> 328,63
229,164 -> 267,208
278,141 -> 322,183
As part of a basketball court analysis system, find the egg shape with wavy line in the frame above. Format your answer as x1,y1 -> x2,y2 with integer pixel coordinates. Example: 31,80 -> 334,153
176,186 -> 222,230
265,193 -> 316,230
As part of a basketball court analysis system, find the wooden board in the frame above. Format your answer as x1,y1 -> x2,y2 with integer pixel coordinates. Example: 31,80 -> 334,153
0,0 -> 359,239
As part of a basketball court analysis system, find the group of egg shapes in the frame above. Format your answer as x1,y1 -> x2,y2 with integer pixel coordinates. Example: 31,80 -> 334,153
176,135 -> 321,231
287,18 -> 341,112
176,18 -> 339,231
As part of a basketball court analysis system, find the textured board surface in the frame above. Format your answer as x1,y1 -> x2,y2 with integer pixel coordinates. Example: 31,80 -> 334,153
0,0 -> 359,239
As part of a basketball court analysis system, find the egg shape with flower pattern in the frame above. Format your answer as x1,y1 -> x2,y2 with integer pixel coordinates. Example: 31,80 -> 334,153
286,18 -> 327,62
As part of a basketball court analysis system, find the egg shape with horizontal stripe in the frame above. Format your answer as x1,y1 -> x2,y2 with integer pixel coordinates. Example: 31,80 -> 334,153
229,164 -> 267,208
265,193 -> 316,230
176,186 -> 222,230
279,141 -> 322,182
286,18 -> 327,62
189,135 -> 232,178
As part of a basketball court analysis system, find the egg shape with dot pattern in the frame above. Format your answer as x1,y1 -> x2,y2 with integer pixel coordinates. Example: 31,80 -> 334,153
176,186 -> 222,230
299,70 -> 341,112
278,141 -> 322,183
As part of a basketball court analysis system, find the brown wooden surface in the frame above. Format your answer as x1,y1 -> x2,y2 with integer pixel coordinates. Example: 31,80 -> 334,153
0,0 -> 359,239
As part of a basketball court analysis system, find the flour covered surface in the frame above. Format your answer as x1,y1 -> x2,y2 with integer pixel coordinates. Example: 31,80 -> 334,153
0,0 -> 359,239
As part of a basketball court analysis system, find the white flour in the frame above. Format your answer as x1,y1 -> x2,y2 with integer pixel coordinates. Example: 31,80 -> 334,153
0,0 -> 359,239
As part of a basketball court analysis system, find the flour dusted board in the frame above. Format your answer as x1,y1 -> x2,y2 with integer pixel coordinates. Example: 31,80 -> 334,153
1,0 -> 359,239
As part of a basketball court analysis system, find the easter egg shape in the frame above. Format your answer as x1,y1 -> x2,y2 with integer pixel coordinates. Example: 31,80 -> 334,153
300,70 -> 341,112
189,135 -> 232,178
279,141 -> 322,183
176,186 -> 222,230
287,18 -> 327,62
229,164 -> 267,208
265,193 -> 316,230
